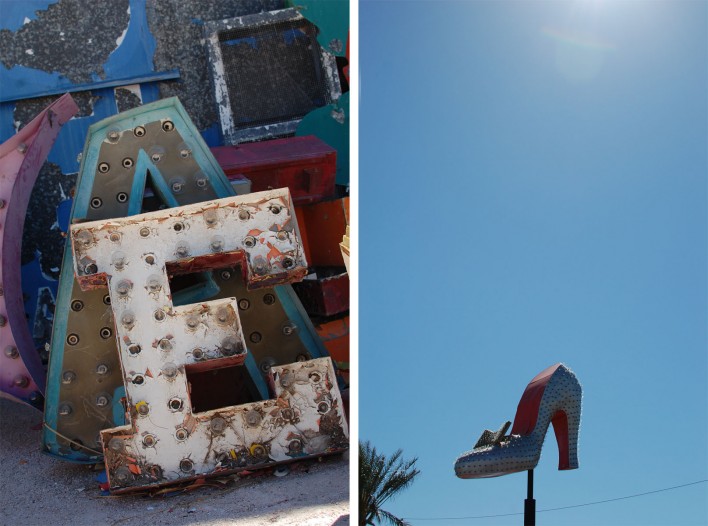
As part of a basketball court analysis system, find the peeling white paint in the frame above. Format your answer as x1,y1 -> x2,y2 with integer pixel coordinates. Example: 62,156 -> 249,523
25,49 -> 34,55
115,28 -> 128,47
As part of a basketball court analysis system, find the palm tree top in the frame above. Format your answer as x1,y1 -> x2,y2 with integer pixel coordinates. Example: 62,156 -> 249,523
359,440 -> 420,526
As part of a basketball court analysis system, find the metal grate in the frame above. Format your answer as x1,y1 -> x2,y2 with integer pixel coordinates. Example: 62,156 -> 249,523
218,19 -> 334,131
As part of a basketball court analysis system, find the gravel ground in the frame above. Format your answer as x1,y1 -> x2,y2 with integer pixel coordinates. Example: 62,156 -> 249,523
0,397 -> 349,526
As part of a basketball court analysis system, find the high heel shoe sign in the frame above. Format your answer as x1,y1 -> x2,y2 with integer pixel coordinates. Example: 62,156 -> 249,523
455,363 -> 582,479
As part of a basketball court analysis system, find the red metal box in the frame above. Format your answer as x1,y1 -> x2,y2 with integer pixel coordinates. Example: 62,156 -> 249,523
211,135 -> 337,205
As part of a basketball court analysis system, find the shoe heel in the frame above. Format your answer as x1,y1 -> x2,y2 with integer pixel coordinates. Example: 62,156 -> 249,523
551,407 -> 579,470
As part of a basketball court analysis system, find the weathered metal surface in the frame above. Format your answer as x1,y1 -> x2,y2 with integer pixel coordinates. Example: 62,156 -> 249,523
296,91 -> 349,186
295,197 -> 349,267
204,8 -> 341,144
293,269 -> 349,317
101,357 -> 347,493
70,189 -> 306,290
43,97 -> 329,463
211,135 -> 337,205
0,93 -> 78,408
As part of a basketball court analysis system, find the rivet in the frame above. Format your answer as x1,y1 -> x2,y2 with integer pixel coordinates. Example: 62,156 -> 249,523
96,364 -> 109,375
122,157 -> 133,169
133,126 -> 146,137
245,410 -> 262,427
276,231 -> 288,241
238,209 -> 250,220
151,152 -> 162,163
175,428 -> 189,441
162,120 -> 174,132
295,353 -> 309,362
116,192 -> 128,203
158,338 -> 172,351
309,372 -> 321,383
249,332 -> 262,344
171,181 -> 183,193
100,327 -> 113,339
215,307 -> 229,323
250,444 -> 267,459
132,375 -> 144,385
137,402 -> 149,415
154,309 -> 165,322
128,343 -> 141,355
17,143 -> 27,153
66,333 -> 79,345
142,434 -> 156,447
203,209 -> 218,225
176,243 -> 189,258
220,270 -> 231,281
263,293 -> 276,305
139,227 -> 150,238
220,337 -> 242,356
4,346 -> 19,359
98,162 -> 110,173
83,263 -> 98,275
238,299 -> 250,310
112,251 -> 127,270
116,280 -> 131,296
253,257 -> 268,275
95,394 -> 110,407
186,315 -> 199,329
210,236 -> 224,252
259,357 -> 275,373
179,459 -> 193,472
107,130 -> 120,142
146,278 -> 161,294
179,148 -> 191,158
168,397 -> 183,411
191,348 -> 204,360
71,300 -> 84,311
195,177 -> 207,188
145,255 -> 156,265
162,362 -> 178,379
243,235 -> 256,248
121,312 -> 135,329
282,257 -> 294,269
270,205 -> 281,215
210,417 -> 227,434
13,375 -> 29,388
59,404 -> 72,416
282,323 -> 296,336
289,439 -> 303,454
90,197 -> 102,209
76,230 -> 94,246
317,402 -> 329,414
114,466 -> 132,484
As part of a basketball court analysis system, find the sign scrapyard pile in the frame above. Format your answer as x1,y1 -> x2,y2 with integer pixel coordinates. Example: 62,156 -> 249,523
2,96 -> 348,494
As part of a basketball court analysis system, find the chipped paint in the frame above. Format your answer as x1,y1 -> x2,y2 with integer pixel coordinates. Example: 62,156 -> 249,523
204,8 -> 341,144
0,94 -> 78,407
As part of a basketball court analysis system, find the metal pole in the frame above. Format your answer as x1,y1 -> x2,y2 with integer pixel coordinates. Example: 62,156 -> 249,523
524,469 -> 536,526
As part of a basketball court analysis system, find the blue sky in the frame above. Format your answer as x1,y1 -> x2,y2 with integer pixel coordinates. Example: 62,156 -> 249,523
359,1 -> 707,525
